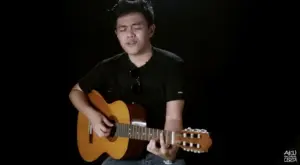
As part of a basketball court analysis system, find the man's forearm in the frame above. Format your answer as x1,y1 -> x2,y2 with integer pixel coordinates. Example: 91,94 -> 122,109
69,89 -> 99,121
164,118 -> 183,132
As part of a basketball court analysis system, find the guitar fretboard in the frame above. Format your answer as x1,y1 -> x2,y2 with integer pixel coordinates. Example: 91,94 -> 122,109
114,123 -> 174,145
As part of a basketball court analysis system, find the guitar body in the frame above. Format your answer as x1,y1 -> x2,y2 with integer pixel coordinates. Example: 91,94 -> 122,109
77,90 -> 147,162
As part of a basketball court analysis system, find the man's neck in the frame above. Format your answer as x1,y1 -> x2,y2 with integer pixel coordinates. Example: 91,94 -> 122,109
128,44 -> 153,68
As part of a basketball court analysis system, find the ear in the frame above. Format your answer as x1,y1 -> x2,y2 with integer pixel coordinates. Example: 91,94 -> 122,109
148,24 -> 156,38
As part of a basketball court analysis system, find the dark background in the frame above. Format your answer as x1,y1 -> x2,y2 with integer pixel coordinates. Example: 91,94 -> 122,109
66,0 -> 299,165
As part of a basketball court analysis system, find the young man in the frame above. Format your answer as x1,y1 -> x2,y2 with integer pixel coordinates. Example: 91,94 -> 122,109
69,0 -> 186,164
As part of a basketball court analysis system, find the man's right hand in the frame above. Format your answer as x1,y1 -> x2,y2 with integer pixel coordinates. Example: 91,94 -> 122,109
68,85 -> 114,137
90,111 -> 114,137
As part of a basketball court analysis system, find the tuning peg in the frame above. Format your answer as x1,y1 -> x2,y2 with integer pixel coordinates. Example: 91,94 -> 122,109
191,150 -> 200,153
185,127 -> 191,131
195,129 -> 208,133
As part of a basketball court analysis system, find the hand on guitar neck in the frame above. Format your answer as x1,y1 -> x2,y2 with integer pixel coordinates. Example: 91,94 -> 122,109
89,111 -> 114,137
147,132 -> 178,161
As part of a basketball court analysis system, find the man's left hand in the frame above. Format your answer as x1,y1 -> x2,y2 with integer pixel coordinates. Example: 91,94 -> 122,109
147,132 -> 178,161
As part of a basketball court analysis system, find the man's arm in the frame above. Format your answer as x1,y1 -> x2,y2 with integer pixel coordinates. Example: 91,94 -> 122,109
147,58 -> 186,161
164,99 -> 184,156
165,99 -> 184,133
164,60 -> 185,133
69,84 -> 100,122
163,59 -> 185,160
69,61 -> 107,121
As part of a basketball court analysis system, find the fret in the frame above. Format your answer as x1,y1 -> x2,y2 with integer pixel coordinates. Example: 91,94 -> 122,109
135,125 -> 137,139
123,124 -> 125,137
144,127 -> 147,140
141,127 -> 144,140
152,128 -> 154,139
120,123 -> 122,136
138,126 -> 141,140
128,125 -> 131,138
144,127 -> 146,140
137,125 -> 139,139
130,125 -> 132,138
141,127 -> 143,140
118,123 -> 120,136
120,123 -> 123,136
133,125 -> 135,139
137,125 -> 139,140
141,126 -> 143,140
139,126 -> 141,140
123,124 -> 125,136
134,125 -> 136,139
148,127 -> 151,140
142,127 -> 145,140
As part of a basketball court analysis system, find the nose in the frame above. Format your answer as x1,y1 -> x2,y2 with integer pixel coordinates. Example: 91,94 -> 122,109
127,28 -> 135,38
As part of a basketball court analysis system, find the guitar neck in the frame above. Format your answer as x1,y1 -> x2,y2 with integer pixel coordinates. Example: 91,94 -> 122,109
114,123 -> 176,145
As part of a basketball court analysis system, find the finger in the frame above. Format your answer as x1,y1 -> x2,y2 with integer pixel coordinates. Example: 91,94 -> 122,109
147,140 -> 158,153
150,139 -> 157,149
103,132 -> 110,137
96,128 -> 110,137
98,124 -> 110,133
102,117 -> 114,127
147,140 -> 153,152
95,131 -> 103,137
160,132 -> 167,149
96,130 -> 109,137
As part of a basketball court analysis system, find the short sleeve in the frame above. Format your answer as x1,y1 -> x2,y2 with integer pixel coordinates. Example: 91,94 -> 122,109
78,61 -> 107,94
165,61 -> 185,102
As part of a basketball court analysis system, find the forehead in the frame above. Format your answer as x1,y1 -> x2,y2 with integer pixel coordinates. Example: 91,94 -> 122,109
116,12 -> 147,26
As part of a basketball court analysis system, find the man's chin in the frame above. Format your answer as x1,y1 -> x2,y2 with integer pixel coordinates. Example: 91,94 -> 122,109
124,48 -> 140,55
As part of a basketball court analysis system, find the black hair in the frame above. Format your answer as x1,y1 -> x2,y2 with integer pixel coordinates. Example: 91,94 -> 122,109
111,0 -> 154,26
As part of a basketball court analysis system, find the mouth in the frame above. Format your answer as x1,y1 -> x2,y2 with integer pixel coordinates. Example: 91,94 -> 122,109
126,41 -> 137,46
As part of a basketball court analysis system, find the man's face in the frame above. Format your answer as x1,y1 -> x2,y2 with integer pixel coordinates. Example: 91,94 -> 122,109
115,12 -> 155,55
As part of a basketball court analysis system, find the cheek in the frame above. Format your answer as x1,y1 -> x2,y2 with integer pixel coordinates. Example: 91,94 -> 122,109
136,31 -> 148,41
117,34 -> 126,43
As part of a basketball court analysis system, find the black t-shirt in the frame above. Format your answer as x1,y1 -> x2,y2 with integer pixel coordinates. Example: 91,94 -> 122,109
78,46 -> 185,129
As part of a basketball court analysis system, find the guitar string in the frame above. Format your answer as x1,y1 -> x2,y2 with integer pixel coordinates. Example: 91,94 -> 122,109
114,123 -> 176,142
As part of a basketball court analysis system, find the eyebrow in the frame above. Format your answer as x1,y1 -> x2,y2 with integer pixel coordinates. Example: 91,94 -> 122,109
132,22 -> 143,26
117,21 -> 143,28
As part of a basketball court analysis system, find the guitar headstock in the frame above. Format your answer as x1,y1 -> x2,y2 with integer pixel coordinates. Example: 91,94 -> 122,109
175,127 -> 212,153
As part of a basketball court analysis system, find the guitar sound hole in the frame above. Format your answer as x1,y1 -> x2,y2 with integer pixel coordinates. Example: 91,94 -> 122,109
109,125 -> 116,137
106,116 -> 118,142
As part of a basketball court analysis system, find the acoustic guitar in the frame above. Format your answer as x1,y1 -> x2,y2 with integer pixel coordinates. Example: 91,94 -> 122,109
77,90 -> 212,162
